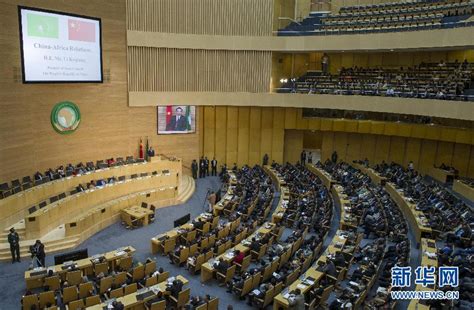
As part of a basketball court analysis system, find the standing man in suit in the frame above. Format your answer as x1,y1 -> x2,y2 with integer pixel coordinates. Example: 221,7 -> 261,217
32,240 -> 46,267
211,158 -> 217,176
300,150 -> 306,165
204,157 -> 210,177
199,157 -> 205,178
191,160 -> 198,179
166,107 -> 188,131
8,228 -> 20,263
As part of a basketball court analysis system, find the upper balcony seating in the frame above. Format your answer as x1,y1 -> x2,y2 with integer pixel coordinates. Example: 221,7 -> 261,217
277,61 -> 474,101
278,0 -> 474,36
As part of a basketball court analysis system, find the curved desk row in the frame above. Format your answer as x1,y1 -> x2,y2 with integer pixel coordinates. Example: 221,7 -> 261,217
453,179 -> 474,202
86,275 -> 189,310
263,166 -> 290,224
352,163 -> 387,185
384,182 -> 432,243
66,186 -> 176,238
1,159 -> 181,231
408,238 -> 438,310
26,172 -> 178,238
273,165 -> 350,309
25,246 -> 135,290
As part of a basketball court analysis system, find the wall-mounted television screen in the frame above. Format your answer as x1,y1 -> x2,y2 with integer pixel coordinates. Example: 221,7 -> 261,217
157,106 -> 196,135
18,6 -> 102,83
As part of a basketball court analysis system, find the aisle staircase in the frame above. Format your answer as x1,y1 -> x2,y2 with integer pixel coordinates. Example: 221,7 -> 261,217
175,175 -> 195,204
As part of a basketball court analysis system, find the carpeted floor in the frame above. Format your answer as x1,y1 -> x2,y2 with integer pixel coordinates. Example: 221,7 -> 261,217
0,176 -> 258,310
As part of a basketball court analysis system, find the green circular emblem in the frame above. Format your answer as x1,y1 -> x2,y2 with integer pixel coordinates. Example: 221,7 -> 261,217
51,101 -> 81,134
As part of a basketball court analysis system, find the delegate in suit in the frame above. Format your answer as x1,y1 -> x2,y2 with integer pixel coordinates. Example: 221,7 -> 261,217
166,107 -> 189,131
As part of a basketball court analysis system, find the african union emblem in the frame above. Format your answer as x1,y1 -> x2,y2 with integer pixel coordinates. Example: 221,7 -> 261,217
51,101 -> 81,134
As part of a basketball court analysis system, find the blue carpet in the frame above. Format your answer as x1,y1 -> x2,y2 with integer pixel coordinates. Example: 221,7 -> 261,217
0,176 -> 257,309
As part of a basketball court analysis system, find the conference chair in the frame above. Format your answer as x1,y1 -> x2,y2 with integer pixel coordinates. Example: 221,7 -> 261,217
68,299 -> 85,310
109,287 -> 124,299
117,256 -> 133,271
79,282 -> 94,298
62,286 -> 79,304
171,246 -> 190,266
235,276 -> 253,298
144,276 -> 158,287
188,253 -> 205,274
124,283 -> 138,295
196,303 -> 207,310
251,271 -> 262,289
207,297 -> 219,310
189,243 -> 198,256
144,260 -> 156,275
22,294 -> 39,310
157,271 -> 170,283
261,264 -> 273,282
141,202 -> 148,208
285,267 -> 301,286
159,238 -> 176,255
197,222 -> 210,235
39,291 -> 56,308
148,300 -> 166,310
253,286 -> 274,309
251,243 -> 268,262
85,295 -> 101,307
99,276 -> 113,294
58,192 -> 66,200
66,270 -> 82,286
22,182 -> 32,190
216,265 -> 236,286
168,287 -> 190,309
234,255 -> 251,274
128,265 -> 145,282
180,230 -> 196,245
114,271 -> 127,287
39,201 -> 47,209
44,275 -> 60,291
94,262 -> 109,276
204,250 -> 214,262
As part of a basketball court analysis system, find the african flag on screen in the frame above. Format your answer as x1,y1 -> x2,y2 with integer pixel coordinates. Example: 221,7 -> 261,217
27,13 -> 59,38
185,106 -> 192,130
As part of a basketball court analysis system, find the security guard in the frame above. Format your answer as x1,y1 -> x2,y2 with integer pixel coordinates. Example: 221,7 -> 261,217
8,227 -> 20,263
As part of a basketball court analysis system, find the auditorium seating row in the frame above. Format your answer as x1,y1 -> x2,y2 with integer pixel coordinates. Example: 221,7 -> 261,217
0,158 -> 179,232
0,156 -> 145,199
278,61 -> 474,101
278,0 -> 473,35
373,161 -> 472,239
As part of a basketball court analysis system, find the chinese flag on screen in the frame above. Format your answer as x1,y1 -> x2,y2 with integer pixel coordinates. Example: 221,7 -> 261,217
68,19 -> 95,42
166,106 -> 172,125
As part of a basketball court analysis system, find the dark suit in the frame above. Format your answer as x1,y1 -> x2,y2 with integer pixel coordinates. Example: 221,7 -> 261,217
211,160 -> 217,176
166,115 -> 188,131
8,231 -> 20,263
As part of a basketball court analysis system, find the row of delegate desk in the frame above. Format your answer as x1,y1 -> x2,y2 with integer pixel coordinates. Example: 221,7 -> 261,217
352,163 -> 433,243
200,222 -> 277,282
1,159 -> 180,231
263,166 -> 290,224
408,238 -> 438,310
86,275 -> 189,310
26,172 -> 177,238
25,246 -> 135,290
273,164 -> 350,309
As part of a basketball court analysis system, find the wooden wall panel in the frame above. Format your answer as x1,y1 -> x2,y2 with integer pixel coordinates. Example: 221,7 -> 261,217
226,107 -> 239,166
214,107 -> 227,164
435,142 -> 454,167
333,132 -> 348,162
126,0 -> 273,36
419,140 -> 438,174
128,47 -> 272,92
249,107 -> 262,166
360,134 -> 377,161
404,138 -> 422,169
374,136 -> 390,163
203,106 -> 216,158
284,130 -> 304,163
321,132 -> 334,161
260,108 -> 274,163
452,144 -> 471,176
346,133 -> 362,162
237,107 -> 250,166
389,136 -> 406,164
271,108 -> 285,163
